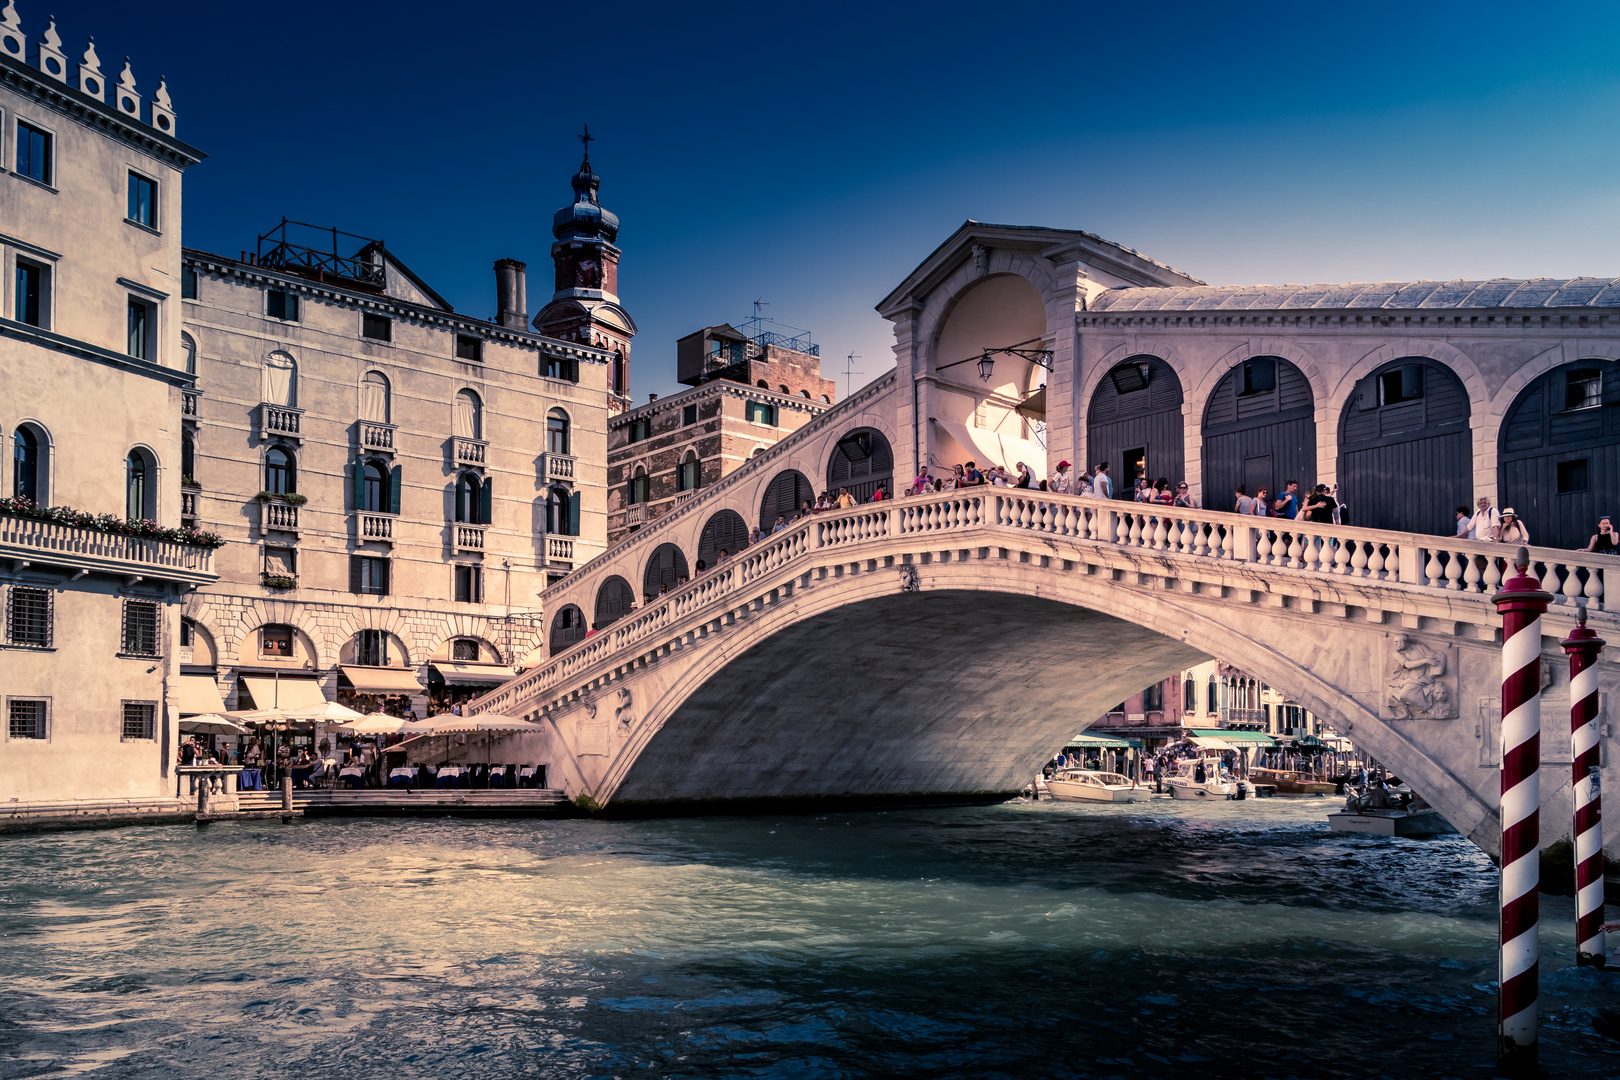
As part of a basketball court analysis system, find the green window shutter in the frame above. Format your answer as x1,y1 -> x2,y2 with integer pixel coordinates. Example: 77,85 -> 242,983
352,460 -> 366,511
478,476 -> 493,524
349,555 -> 362,593
388,464 -> 403,515
568,491 -> 581,536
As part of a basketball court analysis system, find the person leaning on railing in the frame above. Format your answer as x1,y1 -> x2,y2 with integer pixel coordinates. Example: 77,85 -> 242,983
1495,508 -> 1530,546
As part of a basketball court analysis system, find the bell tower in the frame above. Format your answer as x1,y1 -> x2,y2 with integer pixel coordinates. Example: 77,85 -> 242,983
534,126 -> 636,412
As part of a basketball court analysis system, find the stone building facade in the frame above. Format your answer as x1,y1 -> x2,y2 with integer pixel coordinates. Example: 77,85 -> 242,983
1,7 -> 217,803
606,324 -> 835,548
179,230 -> 616,717
1089,659 -> 1321,750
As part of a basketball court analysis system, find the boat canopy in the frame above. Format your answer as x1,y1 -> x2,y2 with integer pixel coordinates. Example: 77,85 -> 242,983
1188,728 -> 1277,747
1064,733 -> 1142,750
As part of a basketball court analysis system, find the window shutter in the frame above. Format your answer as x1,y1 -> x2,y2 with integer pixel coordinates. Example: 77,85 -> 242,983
352,460 -> 366,510
379,559 -> 390,597
389,464 -> 403,515
349,555 -> 362,593
568,491 -> 581,536
478,475 -> 493,524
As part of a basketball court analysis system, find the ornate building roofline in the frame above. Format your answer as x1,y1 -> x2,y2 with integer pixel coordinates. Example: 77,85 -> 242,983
608,379 -> 831,430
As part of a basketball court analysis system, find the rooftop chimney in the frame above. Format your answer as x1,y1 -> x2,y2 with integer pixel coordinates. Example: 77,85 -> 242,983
648,392 -> 658,401
494,259 -> 527,331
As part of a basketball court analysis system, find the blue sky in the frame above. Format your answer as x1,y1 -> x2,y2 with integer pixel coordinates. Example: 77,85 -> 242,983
44,0 -> 1620,398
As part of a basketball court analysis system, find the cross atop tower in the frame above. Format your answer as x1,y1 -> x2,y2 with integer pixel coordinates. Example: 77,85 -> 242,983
579,124 -> 594,160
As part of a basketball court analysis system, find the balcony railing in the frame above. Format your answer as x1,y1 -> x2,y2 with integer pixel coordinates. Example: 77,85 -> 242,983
0,512 -> 216,583
624,503 -> 646,526
547,536 -> 574,563
455,525 -> 486,552
259,403 -> 303,441
181,491 -> 198,519
357,513 -> 394,542
359,421 -> 396,452
543,453 -> 576,484
262,502 -> 299,532
1223,708 -> 1267,730
182,391 -> 199,417
452,437 -> 488,466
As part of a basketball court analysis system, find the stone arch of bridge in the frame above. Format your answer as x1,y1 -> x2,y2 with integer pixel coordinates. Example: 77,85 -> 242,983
579,559 -> 1493,851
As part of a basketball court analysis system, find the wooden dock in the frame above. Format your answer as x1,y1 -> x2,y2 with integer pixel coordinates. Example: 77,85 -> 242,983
232,788 -> 573,820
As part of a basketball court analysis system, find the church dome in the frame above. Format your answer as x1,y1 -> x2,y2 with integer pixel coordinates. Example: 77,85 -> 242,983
553,155 -> 619,243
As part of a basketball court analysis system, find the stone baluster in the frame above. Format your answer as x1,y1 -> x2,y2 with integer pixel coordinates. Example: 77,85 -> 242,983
1445,550 -> 1466,591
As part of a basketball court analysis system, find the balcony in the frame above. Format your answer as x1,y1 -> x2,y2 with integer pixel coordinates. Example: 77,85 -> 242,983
454,524 -> 486,553
625,503 -> 646,526
259,403 -> 303,443
356,512 -> 395,544
359,421 -> 396,454
542,453 -> 576,484
1223,708 -> 1267,731
452,436 -> 488,468
261,501 -> 299,533
0,512 -> 216,585
547,536 -> 574,564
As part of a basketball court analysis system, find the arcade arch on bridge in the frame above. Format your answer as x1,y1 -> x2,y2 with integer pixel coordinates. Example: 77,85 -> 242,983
698,509 -> 749,567
550,604 -> 586,656
759,469 -> 814,530
826,427 -> 894,503
1339,357 -> 1471,534
1087,356 -> 1183,499
594,576 -> 635,629
644,543 -> 689,597
1201,356 -> 1316,512
1498,358 -> 1620,549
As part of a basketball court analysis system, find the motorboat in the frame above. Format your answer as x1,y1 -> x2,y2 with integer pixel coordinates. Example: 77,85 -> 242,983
1249,768 -> 1337,796
1327,788 -> 1456,836
1045,769 -> 1151,803
1164,755 -> 1249,800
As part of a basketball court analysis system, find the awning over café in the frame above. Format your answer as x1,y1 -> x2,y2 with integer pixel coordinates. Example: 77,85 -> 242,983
176,675 -> 227,716
338,665 -> 425,694
1189,728 -> 1277,747
1063,732 -> 1141,750
430,662 -> 517,686
1188,735 -> 1237,750
239,676 -> 326,711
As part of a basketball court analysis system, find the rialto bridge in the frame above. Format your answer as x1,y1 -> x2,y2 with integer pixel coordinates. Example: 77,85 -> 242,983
471,222 -> 1620,859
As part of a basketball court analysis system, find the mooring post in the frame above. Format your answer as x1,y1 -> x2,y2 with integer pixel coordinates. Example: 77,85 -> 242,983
281,775 -> 293,812
1493,547 -> 1551,1073
1561,601 -> 1606,968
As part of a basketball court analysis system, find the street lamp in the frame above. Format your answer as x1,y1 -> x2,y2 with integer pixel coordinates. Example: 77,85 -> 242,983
938,339 -> 1056,382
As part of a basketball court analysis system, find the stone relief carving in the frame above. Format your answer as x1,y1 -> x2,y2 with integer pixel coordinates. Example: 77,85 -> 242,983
899,564 -> 920,592
614,687 -> 634,728
971,243 -> 989,278
1385,633 -> 1457,720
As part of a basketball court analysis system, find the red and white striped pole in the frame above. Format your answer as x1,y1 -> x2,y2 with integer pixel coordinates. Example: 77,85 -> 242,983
1561,602 -> 1606,968
1494,547 -> 1551,1074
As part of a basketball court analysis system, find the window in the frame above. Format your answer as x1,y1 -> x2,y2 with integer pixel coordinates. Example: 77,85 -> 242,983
15,121 -> 50,184
12,426 -> 40,500
1558,458 -> 1591,494
455,472 -> 490,524
676,453 -> 700,492
1566,368 -> 1602,411
265,446 -> 295,495
627,468 -> 650,505
360,371 -> 390,423
14,259 -> 46,327
121,701 -> 155,740
682,404 -> 698,427
121,599 -> 160,658
746,401 -> 776,425
266,289 -> 299,322
260,624 -> 293,657
1379,364 -> 1423,405
454,565 -> 483,603
263,352 -> 296,406
356,628 -> 389,666
362,313 -> 392,341
1143,682 -> 1164,711
127,172 -> 156,228
8,699 -> 47,740
1207,679 -> 1218,714
453,389 -> 482,439
1241,357 -> 1276,395
7,586 -> 51,647
360,460 -> 387,512
181,266 -> 198,300
545,487 -> 578,535
179,618 -> 193,647
351,555 -> 389,596
1183,679 -> 1195,713
127,298 -> 154,359
547,408 -> 570,455
455,334 -> 482,362
125,450 -> 152,521
627,417 -> 650,443
542,354 -> 578,382
181,332 -> 196,375
452,639 -> 480,660
181,434 -> 195,485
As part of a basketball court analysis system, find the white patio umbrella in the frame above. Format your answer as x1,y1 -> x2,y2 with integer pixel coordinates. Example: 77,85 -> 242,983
400,713 -> 543,774
330,712 -> 413,735
178,714 -> 252,736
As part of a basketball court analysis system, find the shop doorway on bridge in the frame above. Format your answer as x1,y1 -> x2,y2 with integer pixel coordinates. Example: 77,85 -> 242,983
698,509 -> 750,566
826,428 -> 894,503
1202,356 -> 1316,513
594,576 -> 635,629
759,469 -> 814,530
1340,358 -> 1471,533
1087,356 -> 1183,499
549,604 -> 586,655
643,543 -> 689,597
1499,359 -> 1620,549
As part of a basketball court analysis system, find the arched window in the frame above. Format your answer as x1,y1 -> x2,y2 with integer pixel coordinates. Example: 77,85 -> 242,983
819,394 -> 831,403
125,449 -> 154,521
758,469 -> 813,531
627,466 -> 649,505
547,408 -> 570,455
262,351 -> 296,407
181,332 -> 197,376
549,604 -> 586,655
454,388 -> 482,439
265,446 -> 295,495
181,432 -> 195,482
778,384 -> 789,394
594,576 -> 635,628
12,425 -> 41,501
455,472 -> 483,523
361,371 -> 390,423
1206,678 -> 1218,714
545,486 -> 577,535
1183,679 -> 1195,713
360,461 -> 388,512
800,390 -> 811,399
698,509 -> 749,565
757,379 -> 769,388
643,543 -> 690,595
826,428 -> 894,504
676,451 -> 700,492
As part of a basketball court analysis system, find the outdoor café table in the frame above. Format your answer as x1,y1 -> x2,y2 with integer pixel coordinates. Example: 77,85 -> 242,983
435,766 -> 462,789
238,768 -> 262,791
388,767 -> 416,790
488,765 -> 508,788
517,766 -> 536,787
290,766 -> 313,788
338,766 -> 365,789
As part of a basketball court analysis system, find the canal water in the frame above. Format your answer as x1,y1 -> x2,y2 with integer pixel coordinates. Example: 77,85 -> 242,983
1,798 -> 1616,1079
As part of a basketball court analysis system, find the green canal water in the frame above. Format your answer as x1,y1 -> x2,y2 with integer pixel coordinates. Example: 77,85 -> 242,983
0,797 -> 1616,1079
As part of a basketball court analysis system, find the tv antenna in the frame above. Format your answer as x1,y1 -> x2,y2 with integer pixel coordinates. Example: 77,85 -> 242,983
843,352 -> 864,399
